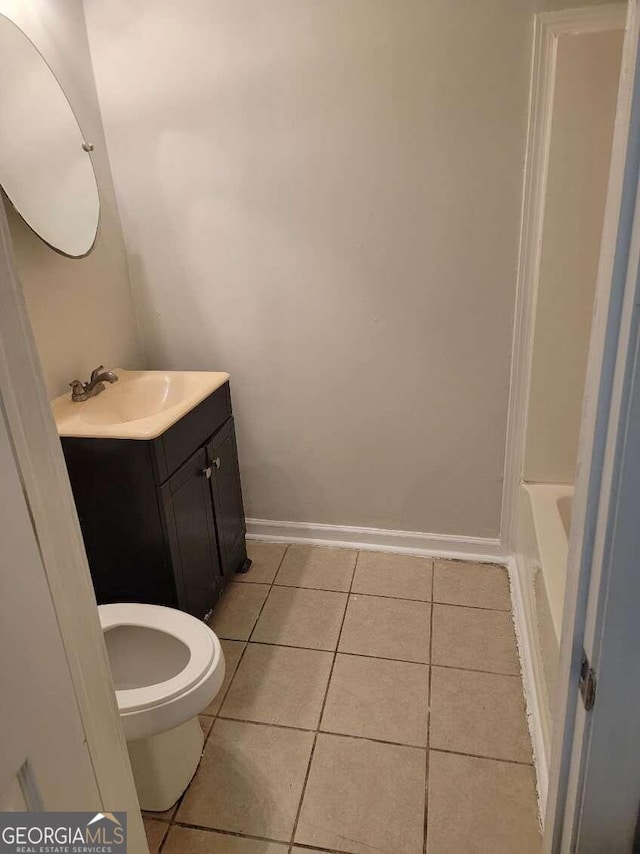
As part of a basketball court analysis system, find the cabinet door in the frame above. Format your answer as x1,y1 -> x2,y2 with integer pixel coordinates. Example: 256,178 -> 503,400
207,417 -> 248,578
158,446 -> 223,618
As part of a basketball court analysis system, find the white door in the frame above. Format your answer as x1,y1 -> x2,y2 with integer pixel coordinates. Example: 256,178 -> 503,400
573,269 -> 640,848
0,176 -> 146,847
567,60 -> 640,845
0,399 -> 103,809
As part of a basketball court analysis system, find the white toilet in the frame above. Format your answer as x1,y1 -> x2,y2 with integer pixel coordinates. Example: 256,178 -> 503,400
99,602 -> 225,811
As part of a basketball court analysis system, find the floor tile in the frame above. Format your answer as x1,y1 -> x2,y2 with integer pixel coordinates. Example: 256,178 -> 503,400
236,542 -> 287,584
434,560 -> 511,610
430,666 -> 532,762
209,583 -> 269,641
321,653 -> 429,746
295,733 -> 425,854
143,819 -> 168,854
431,604 -> 519,674
251,586 -> 347,650
352,551 -> 432,601
220,643 -> 333,729
199,714 -> 214,738
427,751 -> 540,853
203,639 -> 246,715
338,594 -> 431,663
177,718 -> 314,841
163,826 -> 288,853
275,544 -> 357,591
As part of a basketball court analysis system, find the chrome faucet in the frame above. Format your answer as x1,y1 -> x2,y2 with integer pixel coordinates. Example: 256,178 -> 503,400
70,365 -> 118,402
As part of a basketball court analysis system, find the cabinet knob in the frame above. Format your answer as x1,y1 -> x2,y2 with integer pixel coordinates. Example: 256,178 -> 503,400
213,457 -> 221,469
201,466 -> 212,479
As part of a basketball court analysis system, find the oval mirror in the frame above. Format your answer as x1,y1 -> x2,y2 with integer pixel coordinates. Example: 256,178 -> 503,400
0,14 -> 100,258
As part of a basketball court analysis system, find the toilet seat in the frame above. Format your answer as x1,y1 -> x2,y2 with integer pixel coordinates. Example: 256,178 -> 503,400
100,602 -> 217,713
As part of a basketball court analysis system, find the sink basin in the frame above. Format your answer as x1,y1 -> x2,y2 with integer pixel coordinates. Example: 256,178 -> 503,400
52,369 -> 230,439
80,372 -> 205,426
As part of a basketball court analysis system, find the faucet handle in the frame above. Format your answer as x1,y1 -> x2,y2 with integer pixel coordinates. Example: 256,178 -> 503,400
69,379 -> 87,402
90,365 -> 105,383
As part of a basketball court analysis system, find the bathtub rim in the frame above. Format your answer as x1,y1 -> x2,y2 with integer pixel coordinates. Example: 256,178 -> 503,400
523,482 -> 574,641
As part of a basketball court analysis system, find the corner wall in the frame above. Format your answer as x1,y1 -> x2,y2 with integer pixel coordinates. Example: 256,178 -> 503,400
0,0 -> 144,399
84,0 -> 542,540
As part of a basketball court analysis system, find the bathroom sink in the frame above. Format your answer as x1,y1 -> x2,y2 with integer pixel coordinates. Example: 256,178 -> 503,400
52,369 -> 230,439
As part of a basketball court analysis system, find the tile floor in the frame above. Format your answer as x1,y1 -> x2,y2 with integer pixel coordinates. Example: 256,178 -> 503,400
143,543 -> 541,854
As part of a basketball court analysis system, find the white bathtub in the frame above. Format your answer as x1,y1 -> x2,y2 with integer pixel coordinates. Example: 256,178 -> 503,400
525,483 -> 573,640
516,482 -> 573,759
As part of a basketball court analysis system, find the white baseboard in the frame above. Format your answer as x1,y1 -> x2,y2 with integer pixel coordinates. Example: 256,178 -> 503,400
246,518 -> 503,563
508,554 -> 549,821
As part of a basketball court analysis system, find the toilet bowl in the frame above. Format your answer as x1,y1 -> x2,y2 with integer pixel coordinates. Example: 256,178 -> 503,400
99,602 -> 225,811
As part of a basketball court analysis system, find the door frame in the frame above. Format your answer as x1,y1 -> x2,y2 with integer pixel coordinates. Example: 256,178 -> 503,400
0,199 -> 147,851
497,1 -> 640,846
541,1 -> 640,850
499,2 -> 628,556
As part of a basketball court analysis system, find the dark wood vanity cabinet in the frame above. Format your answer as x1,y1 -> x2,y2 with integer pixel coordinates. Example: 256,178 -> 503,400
158,445 -> 223,618
61,381 -> 250,619
207,417 -> 250,580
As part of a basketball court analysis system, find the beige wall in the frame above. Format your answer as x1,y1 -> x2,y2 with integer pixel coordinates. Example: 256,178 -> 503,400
83,0 -> 539,538
0,0 -> 144,398
524,29 -> 622,484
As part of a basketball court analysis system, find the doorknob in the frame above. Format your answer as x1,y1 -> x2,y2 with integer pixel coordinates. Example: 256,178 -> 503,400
200,466 -> 212,479
213,457 -> 221,469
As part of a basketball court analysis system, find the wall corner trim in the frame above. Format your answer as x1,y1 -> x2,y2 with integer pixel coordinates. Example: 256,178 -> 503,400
246,518 -> 502,562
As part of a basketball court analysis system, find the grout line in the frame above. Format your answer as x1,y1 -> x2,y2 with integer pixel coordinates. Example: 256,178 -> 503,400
171,820 -> 291,846
227,579 -> 272,586
428,662 -> 524,679
423,560 -> 435,854
155,819 -> 170,853
428,599 -> 511,614
214,715 -> 313,736
214,712 -> 430,750
317,726 -> 427,751
288,842 -> 376,854
159,546 -> 291,842
154,801 -> 180,851
275,583 -> 428,601
218,545 -> 290,713
171,820 -> 363,854
203,640 -> 248,720
429,746 -> 535,768
157,713 -> 215,841
234,579 -> 513,613
246,544 -> 292,646
215,637 -> 519,678
330,649 -> 429,670
287,548 -> 359,849
199,716 -> 215,743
